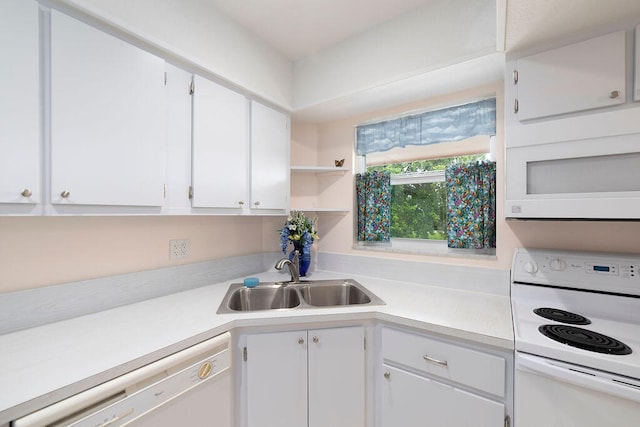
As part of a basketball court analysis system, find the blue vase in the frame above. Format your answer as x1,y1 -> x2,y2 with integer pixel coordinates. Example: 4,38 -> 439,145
289,243 -> 311,276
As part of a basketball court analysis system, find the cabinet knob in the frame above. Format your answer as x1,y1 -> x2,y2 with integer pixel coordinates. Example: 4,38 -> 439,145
60,190 -> 70,198
298,338 -> 305,345
609,90 -> 621,99
238,201 -> 245,206
21,189 -> 32,197
254,201 -> 260,206
384,371 -> 391,379
312,336 -> 319,344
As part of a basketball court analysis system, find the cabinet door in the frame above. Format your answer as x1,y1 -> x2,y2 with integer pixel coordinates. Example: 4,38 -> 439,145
50,11 -> 166,207
308,327 -> 365,427
516,31 -> 626,121
192,74 -> 248,209
380,366 -> 504,427
250,101 -> 289,211
0,0 -> 39,208
246,331 -> 307,427
163,64 -> 192,213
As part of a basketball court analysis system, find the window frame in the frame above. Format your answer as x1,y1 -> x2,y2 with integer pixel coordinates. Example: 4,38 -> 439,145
354,138 -> 496,258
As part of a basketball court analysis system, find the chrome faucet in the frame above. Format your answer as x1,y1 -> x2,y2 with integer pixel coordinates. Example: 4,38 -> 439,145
275,251 -> 300,283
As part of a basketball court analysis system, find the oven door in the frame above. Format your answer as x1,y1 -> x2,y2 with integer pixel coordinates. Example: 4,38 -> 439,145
506,131 -> 640,219
515,353 -> 640,427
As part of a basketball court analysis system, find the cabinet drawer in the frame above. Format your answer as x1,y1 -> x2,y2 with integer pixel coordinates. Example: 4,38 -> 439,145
380,365 -> 505,427
381,327 -> 505,397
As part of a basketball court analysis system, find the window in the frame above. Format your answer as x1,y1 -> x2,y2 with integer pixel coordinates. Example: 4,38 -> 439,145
355,98 -> 497,256
368,154 -> 489,241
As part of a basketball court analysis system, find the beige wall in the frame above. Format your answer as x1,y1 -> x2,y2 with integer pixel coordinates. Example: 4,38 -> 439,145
295,83 -> 640,271
0,216 -> 284,293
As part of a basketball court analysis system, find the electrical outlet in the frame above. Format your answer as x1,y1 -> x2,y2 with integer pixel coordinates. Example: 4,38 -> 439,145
169,239 -> 190,260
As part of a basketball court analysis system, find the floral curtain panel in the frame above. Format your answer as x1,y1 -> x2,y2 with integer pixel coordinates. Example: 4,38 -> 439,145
445,161 -> 496,249
355,171 -> 391,241
356,98 -> 496,156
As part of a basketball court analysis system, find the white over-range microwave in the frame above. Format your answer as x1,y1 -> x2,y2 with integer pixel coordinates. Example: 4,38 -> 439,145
506,107 -> 640,220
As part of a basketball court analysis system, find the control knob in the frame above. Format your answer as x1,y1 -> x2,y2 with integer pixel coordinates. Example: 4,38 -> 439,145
549,258 -> 567,272
523,261 -> 538,275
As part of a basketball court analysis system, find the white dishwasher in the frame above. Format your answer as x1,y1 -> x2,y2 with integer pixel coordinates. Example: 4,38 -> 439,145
12,332 -> 231,427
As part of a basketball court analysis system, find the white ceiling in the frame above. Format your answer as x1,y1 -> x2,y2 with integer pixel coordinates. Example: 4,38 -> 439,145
209,0 -> 640,60
207,0 -> 436,60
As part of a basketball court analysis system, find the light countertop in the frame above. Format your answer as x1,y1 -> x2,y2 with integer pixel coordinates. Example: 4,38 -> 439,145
0,269 -> 513,424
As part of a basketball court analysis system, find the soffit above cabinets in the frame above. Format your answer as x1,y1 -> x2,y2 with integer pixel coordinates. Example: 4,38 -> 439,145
208,0 -> 640,122
505,0 -> 640,54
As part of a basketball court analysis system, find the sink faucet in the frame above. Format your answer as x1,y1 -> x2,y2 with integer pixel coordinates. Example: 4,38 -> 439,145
275,251 -> 300,283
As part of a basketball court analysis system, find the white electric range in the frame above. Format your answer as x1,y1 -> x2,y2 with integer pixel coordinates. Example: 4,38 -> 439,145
511,248 -> 640,427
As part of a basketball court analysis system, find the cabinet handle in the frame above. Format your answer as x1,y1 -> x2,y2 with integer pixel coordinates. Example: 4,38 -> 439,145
384,371 -> 391,379
238,201 -> 245,206
60,190 -> 70,198
609,90 -> 621,99
298,338 -> 305,345
513,98 -> 519,114
254,201 -> 260,206
423,355 -> 448,367
312,336 -> 319,344
21,189 -> 32,197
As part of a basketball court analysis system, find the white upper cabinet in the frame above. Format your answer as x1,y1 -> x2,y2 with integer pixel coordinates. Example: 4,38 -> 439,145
515,30 -> 626,121
192,74 -> 248,211
250,101 -> 289,212
50,11 -> 166,208
0,0 -> 40,211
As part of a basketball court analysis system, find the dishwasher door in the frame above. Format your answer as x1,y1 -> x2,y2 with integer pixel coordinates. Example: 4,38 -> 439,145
12,332 -> 232,427
126,370 -> 231,427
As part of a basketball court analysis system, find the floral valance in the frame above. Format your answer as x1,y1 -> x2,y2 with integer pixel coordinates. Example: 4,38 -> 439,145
356,98 -> 496,156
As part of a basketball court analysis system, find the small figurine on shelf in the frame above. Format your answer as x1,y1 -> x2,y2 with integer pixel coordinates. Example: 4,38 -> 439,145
279,210 -> 318,276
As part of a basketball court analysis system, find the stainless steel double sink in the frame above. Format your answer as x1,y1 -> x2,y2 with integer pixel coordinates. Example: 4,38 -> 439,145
216,279 -> 385,314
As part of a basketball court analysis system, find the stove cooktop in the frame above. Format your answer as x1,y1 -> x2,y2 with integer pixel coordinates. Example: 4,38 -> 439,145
538,323 -> 632,355
511,283 -> 640,379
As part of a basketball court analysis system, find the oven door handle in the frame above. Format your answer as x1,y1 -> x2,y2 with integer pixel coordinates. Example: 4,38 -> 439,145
517,353 -> 640,404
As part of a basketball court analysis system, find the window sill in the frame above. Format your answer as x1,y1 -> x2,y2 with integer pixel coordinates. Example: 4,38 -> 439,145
353,238 -> 496,260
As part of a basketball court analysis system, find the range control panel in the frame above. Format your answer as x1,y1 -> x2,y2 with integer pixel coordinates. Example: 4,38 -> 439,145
512,248 -> 640,296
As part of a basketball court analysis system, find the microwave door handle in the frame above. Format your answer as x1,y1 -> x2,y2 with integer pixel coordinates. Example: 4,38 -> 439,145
517,353 -> 640,403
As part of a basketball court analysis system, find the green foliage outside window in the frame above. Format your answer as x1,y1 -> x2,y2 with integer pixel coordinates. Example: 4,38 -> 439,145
367,155 -> 487,240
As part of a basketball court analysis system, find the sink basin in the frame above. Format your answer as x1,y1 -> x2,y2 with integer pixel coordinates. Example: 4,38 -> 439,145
226,285 -> 300,312
216,279 -> 384,314
299,282 -> 371,307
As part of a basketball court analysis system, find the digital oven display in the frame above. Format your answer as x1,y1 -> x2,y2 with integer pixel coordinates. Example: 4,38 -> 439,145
586,263 -> 618,275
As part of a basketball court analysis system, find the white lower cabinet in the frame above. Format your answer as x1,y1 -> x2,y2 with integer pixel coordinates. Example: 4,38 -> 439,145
381,366 -> 504,426
243,326 -> 365,427
379,327 -> 510,427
